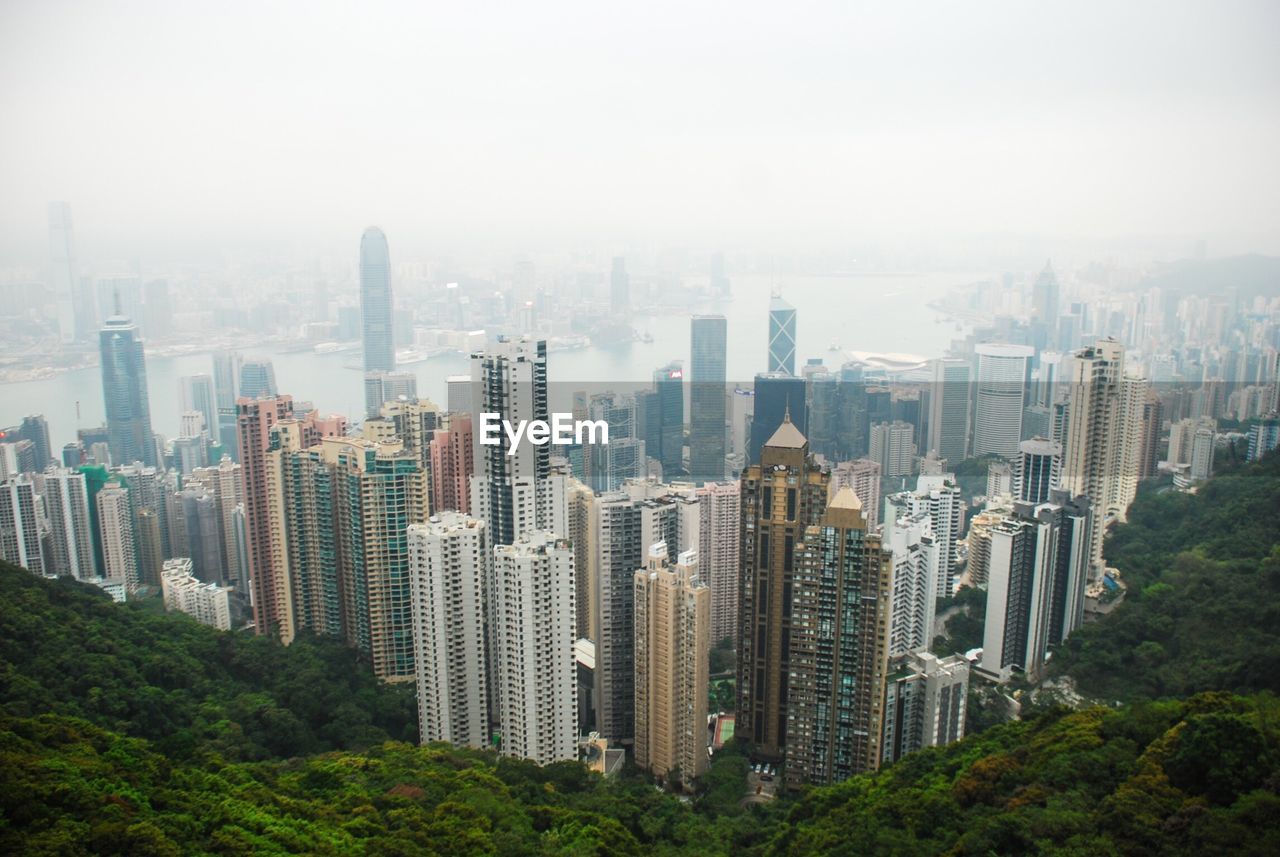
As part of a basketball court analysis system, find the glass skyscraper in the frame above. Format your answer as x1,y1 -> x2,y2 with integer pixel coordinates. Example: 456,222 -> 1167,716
360,226 -> 394,375
99,311 -> 156,467
689,315 -> 727,483
768,294 -> 796,375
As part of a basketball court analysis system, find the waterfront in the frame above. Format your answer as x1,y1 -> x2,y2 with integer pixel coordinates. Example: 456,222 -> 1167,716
1,271 -> 984,450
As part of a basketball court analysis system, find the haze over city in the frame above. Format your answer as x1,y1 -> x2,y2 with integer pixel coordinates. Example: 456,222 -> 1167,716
3,0 -> 1280,264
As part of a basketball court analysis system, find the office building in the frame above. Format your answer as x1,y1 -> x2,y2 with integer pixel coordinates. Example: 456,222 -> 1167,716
213,352 -> 242,460
870,420 -> 915,478
737,414 -> 829,761
161,557 -> 233,630
586,392 -> 645,492
786,487 -> 893,786
881,651 -> 969,765
749,372 -> 808,465
493,532 -> 577,765
689,315 -> 727,483
768,294 -> 797,376
49,201 -> 92,341
973,344 -> 1034,457
361,227 -> 395,374
179,374 -> 219,446
697,481 -> 740,646
610,256 -> 629,315
634,543 -> 710,784
648,362 -> 685,477
99,310 -> 157,468
364,370 -> 417,419
408,514 -> 491,748
927,358 -> 971,462
238,360 -> 278,400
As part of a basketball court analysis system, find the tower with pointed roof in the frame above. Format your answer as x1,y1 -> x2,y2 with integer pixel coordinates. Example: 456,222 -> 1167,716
737,412 -> 829,763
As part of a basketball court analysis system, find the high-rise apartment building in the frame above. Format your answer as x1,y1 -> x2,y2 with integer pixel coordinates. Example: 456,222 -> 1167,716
634,543 -> 710,784
697,481 -> 740,646
973,344 -> 1034,457
737,415 -> 829,761
181,374 -> 220,445
408,513 -> 491,748
830,459 -> 881,530
429,414 -> 473,514
360,227 -> 395,376
469,337 -> 563,546
785,487 -> 893,786
768,295 -> 797,376
42,468 -> 95,580
1060,339 -> 1144,573
0,476 -> 44,576
979,492 -> 1091,681
1015,437 -> 1062,504
97,482 -> 138,593
100,312 -> 157,468
161,557 -> 233,630
690,315 -> 727,483
881,650 -> 969,766
493,531 -> 577,765
883,510 -> 941,657
870,420 -> 915,478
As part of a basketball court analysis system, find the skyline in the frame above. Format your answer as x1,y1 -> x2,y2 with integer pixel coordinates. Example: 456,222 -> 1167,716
2,1 -> 1280,265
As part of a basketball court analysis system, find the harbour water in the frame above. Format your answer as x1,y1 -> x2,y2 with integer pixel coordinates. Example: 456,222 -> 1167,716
1,271 -> 984,451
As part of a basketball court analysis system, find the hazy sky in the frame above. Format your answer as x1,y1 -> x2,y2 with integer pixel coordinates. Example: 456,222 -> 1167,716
2,0 -> 1279,262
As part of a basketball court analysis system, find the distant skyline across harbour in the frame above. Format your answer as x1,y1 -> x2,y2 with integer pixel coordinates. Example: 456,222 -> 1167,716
0,270 -> 981,451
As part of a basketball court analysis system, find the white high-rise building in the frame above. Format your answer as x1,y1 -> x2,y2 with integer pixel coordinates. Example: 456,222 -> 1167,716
696,481 -> 740,646
42,468 -> 95,580
0,476 -> 45,576
469,337 -> 564,547
1060,339 -> 1145,574
493,531 -> 577,765
883,512 -> 941,657
408,514 -> 492,749
161,557 -> 233,630
97,483 -> 138,593
870,420 -> 915,478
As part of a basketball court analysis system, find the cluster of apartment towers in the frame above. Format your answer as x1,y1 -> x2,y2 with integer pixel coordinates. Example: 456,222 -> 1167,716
0,228 -> 1182,790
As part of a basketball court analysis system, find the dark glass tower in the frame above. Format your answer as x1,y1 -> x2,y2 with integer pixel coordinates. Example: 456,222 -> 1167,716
99,312 -> 156,467
360,227 -> 394,374
689,315 -> 727,483
749,372 -> 807,465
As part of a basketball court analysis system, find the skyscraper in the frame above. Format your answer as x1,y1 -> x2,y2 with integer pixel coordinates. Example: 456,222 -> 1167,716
1060,339 -> 1145,574
428,414 -> 473,514
785,487 -> 893,786
42,468 -> 95,580
98,482 -> 138,593
972,343 -> 1034,457
0,476 -> 44,576
213,352 -> 242,460
697,481 -> 740,646
869,420 -> 915,478
493,531 -> 577,765
689,315 -> 727,483
16,416 -> 53,470
99,311 -> 157,467
830,459 -> 881,530
927,358 -> 971,463
737,414 -> 829,761
634,543 -> 710,784
469,337 -> 559,547
650,362 -> 684,477
749,372 -> 808,465
48,201 -> 91,342
238,360 -> 278,401
881,651 -> 969,766
1015,437 -> 1062,504
360,227 -> 395,374
181,374 -> 220,445
409,513 -> 491,748
768,294 -> 797,376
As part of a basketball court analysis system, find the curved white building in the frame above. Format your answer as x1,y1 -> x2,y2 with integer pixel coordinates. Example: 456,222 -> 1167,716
973,344 -> 1034,457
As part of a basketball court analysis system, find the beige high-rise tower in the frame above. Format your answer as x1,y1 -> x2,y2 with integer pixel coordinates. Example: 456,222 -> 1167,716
634,542 -> 710,785
1060,339 -> 1145,574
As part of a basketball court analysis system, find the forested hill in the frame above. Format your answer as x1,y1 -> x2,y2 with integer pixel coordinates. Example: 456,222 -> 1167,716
1051,450 -> 1280,702
0,565 -> 417,762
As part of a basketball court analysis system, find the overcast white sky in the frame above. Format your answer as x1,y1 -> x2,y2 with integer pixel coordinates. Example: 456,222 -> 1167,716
2,0 -> 1278,263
